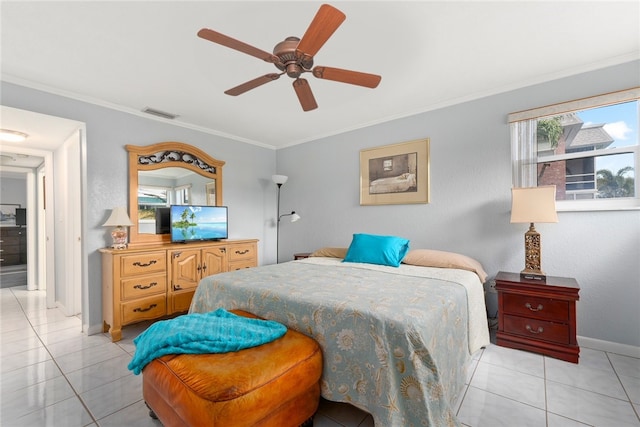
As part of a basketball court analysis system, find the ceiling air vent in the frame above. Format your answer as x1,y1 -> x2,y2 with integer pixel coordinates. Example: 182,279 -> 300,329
142,107 -> 179,120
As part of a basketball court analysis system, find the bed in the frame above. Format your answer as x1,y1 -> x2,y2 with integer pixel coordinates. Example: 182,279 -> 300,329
190,248 -> 490,427
369,172 -> 417,194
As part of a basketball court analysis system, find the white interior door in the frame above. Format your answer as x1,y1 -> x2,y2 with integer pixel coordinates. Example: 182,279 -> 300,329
54,129 -> 82,316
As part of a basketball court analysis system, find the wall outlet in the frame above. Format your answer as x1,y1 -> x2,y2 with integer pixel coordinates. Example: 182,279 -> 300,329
487,280 -> 497,293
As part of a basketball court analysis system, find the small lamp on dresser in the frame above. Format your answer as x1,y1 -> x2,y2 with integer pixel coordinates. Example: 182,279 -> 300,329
510,185 -> 558,282
103,207 -> 134,249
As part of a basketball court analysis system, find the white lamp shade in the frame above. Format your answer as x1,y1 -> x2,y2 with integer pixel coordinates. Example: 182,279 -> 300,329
103,207 -> 134,227
511,186 -> 559,223
290,213 -> 301,222
272,174 -> 288,185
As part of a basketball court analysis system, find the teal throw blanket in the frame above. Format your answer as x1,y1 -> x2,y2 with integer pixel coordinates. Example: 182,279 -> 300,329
128,308 -> 287,374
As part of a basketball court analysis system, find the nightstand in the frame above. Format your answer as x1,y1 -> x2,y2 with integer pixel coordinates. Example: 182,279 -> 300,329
495,271 -> 580,363
294,252 -> 311,260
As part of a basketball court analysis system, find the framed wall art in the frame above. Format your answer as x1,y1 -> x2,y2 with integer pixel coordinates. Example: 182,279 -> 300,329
0,203 -> 20,227
360,138 -> 430,205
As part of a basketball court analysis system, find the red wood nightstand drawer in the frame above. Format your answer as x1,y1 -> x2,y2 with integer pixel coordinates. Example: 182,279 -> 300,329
503,315 -> 569,345
502,293 -> 569,322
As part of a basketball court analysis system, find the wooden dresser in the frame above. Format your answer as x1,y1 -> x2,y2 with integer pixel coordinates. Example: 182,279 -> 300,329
495,271 -> 580,363
100,239 -> 258,342
0,227 -> 27,266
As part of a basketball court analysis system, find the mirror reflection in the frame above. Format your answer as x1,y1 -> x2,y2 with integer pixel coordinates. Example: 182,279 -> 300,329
137,168 -> 216,235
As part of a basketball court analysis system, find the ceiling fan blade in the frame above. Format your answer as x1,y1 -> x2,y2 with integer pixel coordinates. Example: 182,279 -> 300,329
312,66 -> 381,88
293,78 -> 318,112
295,4 -> 346,60
198,28 -> 279,64
224,74 -> 281,96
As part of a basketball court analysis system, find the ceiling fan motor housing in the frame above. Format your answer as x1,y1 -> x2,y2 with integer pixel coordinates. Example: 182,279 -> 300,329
273,36 -> 313,78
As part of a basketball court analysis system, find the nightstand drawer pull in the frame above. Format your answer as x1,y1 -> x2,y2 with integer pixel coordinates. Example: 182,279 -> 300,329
526,325 -> 544,334
525,303 -> 544,312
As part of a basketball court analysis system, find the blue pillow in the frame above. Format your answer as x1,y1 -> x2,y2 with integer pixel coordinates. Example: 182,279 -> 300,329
343,233 -> 410,267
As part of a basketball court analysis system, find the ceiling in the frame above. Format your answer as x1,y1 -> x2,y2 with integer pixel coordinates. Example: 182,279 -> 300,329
1,1 -> 639,154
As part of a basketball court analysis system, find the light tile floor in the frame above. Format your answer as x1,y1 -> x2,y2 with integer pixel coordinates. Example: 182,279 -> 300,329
1,285 -> 639,426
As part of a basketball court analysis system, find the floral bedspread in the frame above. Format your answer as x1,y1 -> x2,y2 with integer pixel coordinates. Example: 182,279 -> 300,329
190,257 -> 489,427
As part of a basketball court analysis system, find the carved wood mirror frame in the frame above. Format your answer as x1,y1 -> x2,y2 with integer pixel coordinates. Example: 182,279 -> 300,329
127,142 -> 225,246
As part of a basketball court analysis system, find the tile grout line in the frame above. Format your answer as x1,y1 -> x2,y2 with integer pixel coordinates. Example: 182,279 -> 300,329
605,351 -> 640,423
9,287 -> 100,426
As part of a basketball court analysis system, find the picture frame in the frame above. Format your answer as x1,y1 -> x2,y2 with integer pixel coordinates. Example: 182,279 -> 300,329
360,138 -> 430,205
0,203 -> 21,227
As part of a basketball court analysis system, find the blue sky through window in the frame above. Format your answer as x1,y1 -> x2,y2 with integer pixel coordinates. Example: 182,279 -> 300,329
578,101 -> 638,178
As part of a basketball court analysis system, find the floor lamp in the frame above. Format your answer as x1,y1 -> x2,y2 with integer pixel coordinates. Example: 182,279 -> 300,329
272,175 -> 300,263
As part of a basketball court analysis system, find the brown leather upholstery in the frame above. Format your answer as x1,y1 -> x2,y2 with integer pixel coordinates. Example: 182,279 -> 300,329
142,310 -> 322,426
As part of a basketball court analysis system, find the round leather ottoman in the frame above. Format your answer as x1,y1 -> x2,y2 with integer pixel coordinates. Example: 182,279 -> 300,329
142,310 -> 322,427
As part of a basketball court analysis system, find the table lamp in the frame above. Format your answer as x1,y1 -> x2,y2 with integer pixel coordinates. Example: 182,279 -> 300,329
103,207 -> 134,249
510,185 -> 558,282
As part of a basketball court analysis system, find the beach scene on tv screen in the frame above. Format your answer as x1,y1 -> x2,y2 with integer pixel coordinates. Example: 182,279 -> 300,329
171,206 -> 227,241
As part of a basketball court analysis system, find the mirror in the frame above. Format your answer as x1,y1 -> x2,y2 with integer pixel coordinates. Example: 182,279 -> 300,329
127,142 -> 224,246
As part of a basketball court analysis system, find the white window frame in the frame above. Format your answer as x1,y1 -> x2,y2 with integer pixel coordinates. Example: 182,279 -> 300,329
509,87 -> 640,211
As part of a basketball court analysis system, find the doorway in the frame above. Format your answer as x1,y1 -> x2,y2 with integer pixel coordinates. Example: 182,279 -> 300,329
0,106 -> 87,327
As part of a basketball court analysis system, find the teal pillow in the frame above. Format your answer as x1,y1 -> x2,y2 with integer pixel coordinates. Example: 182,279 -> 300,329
343,233 -> 410,267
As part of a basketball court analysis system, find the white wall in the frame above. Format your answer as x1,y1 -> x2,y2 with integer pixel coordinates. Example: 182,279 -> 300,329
275,61 -> 640,348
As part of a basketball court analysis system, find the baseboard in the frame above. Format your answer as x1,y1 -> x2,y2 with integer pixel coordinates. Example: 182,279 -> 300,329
87,323 -> 104,336
578,335 -> 640,358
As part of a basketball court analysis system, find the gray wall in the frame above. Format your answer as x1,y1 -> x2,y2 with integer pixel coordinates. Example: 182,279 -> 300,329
1,60 -> 638,348
0,177 -> 27,208
1,81 -> 277,334
275,60 -> 640,348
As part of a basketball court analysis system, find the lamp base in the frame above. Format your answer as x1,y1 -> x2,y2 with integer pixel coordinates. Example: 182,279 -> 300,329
521,222 -> 546,283
110,226 -> 128,250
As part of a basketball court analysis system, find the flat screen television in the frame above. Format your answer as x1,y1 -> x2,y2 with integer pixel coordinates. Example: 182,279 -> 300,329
170,205 -> 228,243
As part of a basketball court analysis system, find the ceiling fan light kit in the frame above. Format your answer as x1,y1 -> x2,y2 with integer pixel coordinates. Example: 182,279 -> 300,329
197,4 -> 381,111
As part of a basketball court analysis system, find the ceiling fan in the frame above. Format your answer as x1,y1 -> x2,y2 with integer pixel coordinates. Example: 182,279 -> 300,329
197,3 -> 381,112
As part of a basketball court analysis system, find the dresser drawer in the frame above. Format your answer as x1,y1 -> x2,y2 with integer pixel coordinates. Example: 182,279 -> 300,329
503,314 -> 569,345
120,252 -> 166,276
228,243 -> 256,262
228,260 -> 256,271
1,236 -> 21,246
502,293 -> 569,322
121,274 -> 167,300
121,294 -> 166,325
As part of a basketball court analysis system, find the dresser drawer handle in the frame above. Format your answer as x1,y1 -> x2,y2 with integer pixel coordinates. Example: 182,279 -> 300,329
133,260 -> 157,268
525,303 -> 543,312
526,325 -> 544,334
133,282 -> 158,290
235,249 -> 250,255
133,304 -> 157,313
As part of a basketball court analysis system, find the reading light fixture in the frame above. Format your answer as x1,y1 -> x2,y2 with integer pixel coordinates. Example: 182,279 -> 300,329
510,185 -> 558,282
272,174 -> 300,263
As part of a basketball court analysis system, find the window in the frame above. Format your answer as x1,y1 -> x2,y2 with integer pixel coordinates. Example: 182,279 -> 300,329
137,184 -> 192,221
138,185 -> 169,221
510,88 -> 639,211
